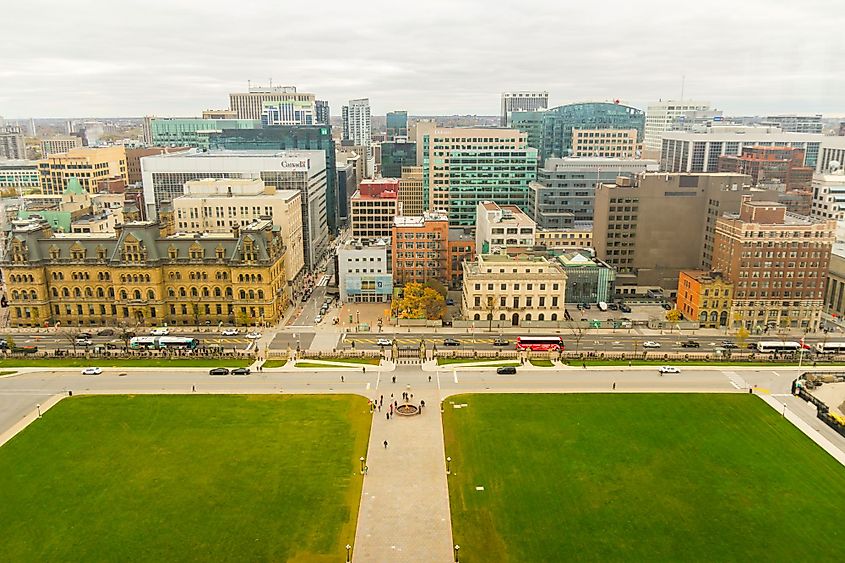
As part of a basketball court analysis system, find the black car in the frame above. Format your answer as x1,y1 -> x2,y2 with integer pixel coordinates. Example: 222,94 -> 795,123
209,368 -> 230,375
446,298 -> 455,306
97,329 -> 115,337
78,332 -> 93,339
662,302 -> 673,310
582,303 -> 591,309
720,341 -> 738,349
443,338 -> 460,346
493,338 -> 509,346
681,340 -> 700,348
619,304 -> 632,313
496,366 -> 517,375
232,367 -> 251,375
609,303 -> 619,311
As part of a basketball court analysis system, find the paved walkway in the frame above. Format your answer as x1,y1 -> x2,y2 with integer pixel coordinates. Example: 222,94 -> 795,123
353,386 -> 453,562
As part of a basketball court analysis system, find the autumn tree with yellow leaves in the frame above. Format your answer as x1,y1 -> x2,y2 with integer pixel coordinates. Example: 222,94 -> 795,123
391,283 -> 446,320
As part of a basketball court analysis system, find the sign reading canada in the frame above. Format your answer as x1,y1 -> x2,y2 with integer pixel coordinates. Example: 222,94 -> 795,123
279,158 -> 309,170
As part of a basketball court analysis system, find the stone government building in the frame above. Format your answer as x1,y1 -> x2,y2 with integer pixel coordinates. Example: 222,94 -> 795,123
2,217 -> 287,328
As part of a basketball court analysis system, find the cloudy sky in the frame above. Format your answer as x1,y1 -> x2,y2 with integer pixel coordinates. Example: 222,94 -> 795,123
1,0 -> 843,118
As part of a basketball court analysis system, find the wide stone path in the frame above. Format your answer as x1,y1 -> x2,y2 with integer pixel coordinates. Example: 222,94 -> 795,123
353,386 -> 453,562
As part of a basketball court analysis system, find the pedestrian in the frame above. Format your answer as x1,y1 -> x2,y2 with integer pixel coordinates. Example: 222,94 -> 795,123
420,399 -> 425,410
378,403 -> 381,412
394,400 -> 398,408
386,412 -> 389,421
390,393 -> 394,399
392,376 -> 396,383
410,394 -> 414,400
380,394 -> 384,404
364,465 -> 368,475
363,367 -> 366,374
612,382 -> 616,390
428,375 -> 432,382
341,375 -> 344,382
582,362 -> 586,369
192,384 -> 196,392
384,440 -> 388,449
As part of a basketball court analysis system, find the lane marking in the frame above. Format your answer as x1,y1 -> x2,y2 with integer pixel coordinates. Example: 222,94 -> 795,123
375,373 -> 380,390
453,371 -> 458,384
366,382 -> 371,390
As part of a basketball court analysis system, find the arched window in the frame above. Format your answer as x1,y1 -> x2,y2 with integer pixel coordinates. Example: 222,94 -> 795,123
74,288 -> 81,298
538,314 -> 544,321
225,288 -> 233,298
11,290 -> 18,299
257,290 -> 264,299
710,311 -> 718,323
62,288 -> 70,297
85,288 -> 93,298
145,274 -> 151,282
257,274 -> 263,282
525,314 -> 532,321
214,287 -> 221,297
51,288 -> 59,297
248,290 -> 255,300
190,287 -> 198,298
474,314 -> 480,321
719,311 -> 728,327
202,287 -> 209,298
108,288 -> 114,298
120,290 -> 127,300
499,313 -> 506,321
551,313 -> 557,321
238,274 -> 244,282
699,311 -> 707,323
168,288 -> 175,297
147,290 -> 155,300
239,290 -> 246,299
179,287 -> 186,297
97,288 -> 104,298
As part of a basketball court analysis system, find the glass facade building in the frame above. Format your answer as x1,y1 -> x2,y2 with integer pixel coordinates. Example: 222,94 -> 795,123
380,141 -> 416,178
149,118 -> 260,149
210,126 -> 339,234
514,103 -> 645,163
386,111 -> 408,139
557,251 -> 616,304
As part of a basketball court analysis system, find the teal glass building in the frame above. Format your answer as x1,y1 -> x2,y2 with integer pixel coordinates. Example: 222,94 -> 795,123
380,141 -> 416,178
513,102 -> 645,163
149,118 -> 260,149
386,111 -> 408,139
209,126 -> 339,234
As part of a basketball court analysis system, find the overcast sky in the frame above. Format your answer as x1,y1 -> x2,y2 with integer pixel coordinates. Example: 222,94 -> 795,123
1,0 -> 843,118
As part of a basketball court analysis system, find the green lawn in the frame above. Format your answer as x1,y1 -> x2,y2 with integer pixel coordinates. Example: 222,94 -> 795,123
443,394 -> 845,562
569,359 -> 844,367
0,370 -> 15,376
0,395 -> 371,562
261,359 -> 288,368
528,359 -> 554,367
0,357 -> 251,368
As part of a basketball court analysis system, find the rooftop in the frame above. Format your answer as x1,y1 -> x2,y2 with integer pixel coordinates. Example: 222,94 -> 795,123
394,211 -> 448,227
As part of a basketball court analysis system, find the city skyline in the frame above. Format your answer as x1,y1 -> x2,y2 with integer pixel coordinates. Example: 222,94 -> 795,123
1,0 -> 843,118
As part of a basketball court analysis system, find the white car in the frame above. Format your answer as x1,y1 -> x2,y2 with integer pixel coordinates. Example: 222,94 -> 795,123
658,366 -> 681,374
150,328 -> 170,336
221,329 -> 239,336
245,332 -> 262,339
314,315 -> 323,323
81,367 -> 103,375
643,341 -> 661,348
376,338 -> 393,346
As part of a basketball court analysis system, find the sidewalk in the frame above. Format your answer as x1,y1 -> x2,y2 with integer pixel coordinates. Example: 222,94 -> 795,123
353,387 -> 453,562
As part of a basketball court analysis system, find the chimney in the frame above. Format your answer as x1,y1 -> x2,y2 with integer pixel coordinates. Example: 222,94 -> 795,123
232,224 -> 240,238
114,223 -> 123,238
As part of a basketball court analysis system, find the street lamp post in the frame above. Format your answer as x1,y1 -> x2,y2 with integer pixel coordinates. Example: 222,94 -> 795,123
36,404 -> 42,418
346,544 -> 352,563
359,456 -> 365,474
454,544 -> 460,562
446,456 -> 452,474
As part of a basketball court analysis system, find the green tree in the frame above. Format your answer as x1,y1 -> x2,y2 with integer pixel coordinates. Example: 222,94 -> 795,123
391,283 -> 446,320
5,335 -> 15,350
423,278 -> 448,298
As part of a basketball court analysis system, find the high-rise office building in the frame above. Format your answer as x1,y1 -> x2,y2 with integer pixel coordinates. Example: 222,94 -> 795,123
209,126 -> 338,234
592,173 -> 779,293
643,100 -> 710,153
661,126 -> 823,172
380,141 -> 416,178
419,127 -> 537,226
228,85 -> 316,121
0,160 -> 39,190
0,126 -> 25,160
315,100 -> 330,125
350,179 -> 401,240
570,129 -> 640,158
147,117 -> 260,149
38,147 -> 128,195
261,99 -> 316,126
529,157 -> 659,229
514,102 -> 645,163
140,150 -> 328,271
501,91 -> 548,126
761,114 -> 823,134
342,98 -> 372,147
717,146 -> 813,191
810,168 -> 845,240
817,136 -> 845,173
713,196 -> 834,331
40,135 -> 83,156
399,166 -> 424,216
386,111 -> 408,140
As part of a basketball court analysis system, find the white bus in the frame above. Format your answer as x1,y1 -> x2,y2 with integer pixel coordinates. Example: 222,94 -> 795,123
756,341 -> 802,354
815,342 -> 845,354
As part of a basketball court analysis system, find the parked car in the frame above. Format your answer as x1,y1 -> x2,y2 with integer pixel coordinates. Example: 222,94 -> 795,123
301,294 -> 309,303
720,341 -> 738,349
0,340 -> 8,350
582,303 -> 591,309
96,329 -> 114,337
643,341 -> 661,348
496,366 -> 517,375
209,368 -> 230,375
232,367 -> 251,375
245,332 -> 262,339
446,298 -> 455,306
443,338 -> 460,346
150,328 -> 170,336
75,338 -> 93,347
609,303 -> 619,311
658,366 -> 681,374
221,329 -> 239,336
78,332 -> 93,339
81,367 -> 103,375
314,315 -> 323,323
662,302 -> 673,311
680,340 -> 700,348
493,338 -> 509,346
376,338 -> 393,346
619,303 -> 632,313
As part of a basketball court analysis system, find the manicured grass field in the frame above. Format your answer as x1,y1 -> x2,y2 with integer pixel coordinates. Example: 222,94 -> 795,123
0,357 -> 252,368
261,359 -> 288,368
443,394 -> 845,562
437,357 -> 517,366
0,395 -> 371,561
528,359 -> 554,367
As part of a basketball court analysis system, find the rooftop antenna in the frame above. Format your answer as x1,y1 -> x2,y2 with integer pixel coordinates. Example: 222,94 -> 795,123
248,79 -> 251,89
680,75 -> 685,101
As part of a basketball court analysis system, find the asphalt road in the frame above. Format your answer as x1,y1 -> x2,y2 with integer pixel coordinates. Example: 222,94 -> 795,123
3,332 -> 251,352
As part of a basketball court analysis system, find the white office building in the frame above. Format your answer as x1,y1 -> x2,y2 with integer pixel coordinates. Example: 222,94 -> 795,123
762,114 -> 823,134
261,99 -> 316,126
501,91 -> 549,126
475,201 -> 536,255
660,126 -> 823,173
228,85 -> 316,121
811,168 -> 845,240
141,149 -> 328,270
342,98 -> 372,148
337,238 -> 392,303
643,100 -> 711,153
818,136 -> 845,173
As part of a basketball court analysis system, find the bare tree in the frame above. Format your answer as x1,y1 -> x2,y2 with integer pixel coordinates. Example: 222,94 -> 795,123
61,327 -> 84,355
567,320 -> 589,355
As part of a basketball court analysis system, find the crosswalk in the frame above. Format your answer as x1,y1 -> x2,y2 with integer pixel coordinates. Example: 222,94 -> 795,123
316,275 -> 330,287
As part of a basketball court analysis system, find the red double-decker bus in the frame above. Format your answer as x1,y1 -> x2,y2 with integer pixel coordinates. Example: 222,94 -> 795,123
515,336 -> 564,351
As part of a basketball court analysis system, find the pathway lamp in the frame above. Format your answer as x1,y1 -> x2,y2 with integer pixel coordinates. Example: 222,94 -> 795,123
446,456 -> 452,474
359,456 -> 365,474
